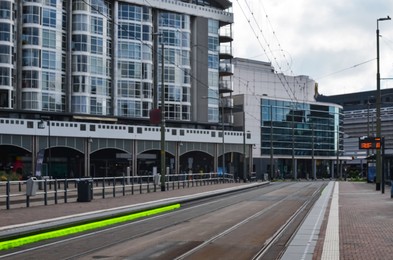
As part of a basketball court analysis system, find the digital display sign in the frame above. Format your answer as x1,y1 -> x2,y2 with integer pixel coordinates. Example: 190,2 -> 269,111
359,136 -> 383,150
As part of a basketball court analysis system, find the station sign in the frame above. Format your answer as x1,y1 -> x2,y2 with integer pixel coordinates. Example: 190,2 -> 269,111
358,136 -> 383,150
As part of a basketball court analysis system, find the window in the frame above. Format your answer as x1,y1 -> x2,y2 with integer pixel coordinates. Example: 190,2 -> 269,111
118,80 -> 141,98
72,0 -> 88,11
0,67 -> 10,86
72,54 -> 88,72
118,3 -> 142,21
0,45 -> 10,63
42,29 -> 56,48
91,16 -> 103,34
118,22 -> 141,40
90,56 -> 103,74
118,100 -> 141,117
72,75 -> 87,93
118,61 -> 141,78
91,77 -> 106,95
22,70 -> 39,88
0,23 -> 10,42
118,42 -> 141,60
22,92 -> 39,110
91,36 -> 103,54
42,51 -> 56,70
72,96 -> 88,113
22,49 -> 40,67
42,71 -> 56,91
44,0 -> 57,7
72,34 -> 88,51
72,14 -> 88,31
43,8 -> 56,28
23,6 -> 40,24
91,0 -> 109,15
0,1 -> 11,19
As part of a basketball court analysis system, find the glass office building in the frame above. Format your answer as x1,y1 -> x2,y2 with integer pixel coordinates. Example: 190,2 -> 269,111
261,98 -> 343,179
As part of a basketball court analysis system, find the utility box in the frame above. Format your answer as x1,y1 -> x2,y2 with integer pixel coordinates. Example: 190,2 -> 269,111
26,177 -> 38,196
77,179 -> 93,202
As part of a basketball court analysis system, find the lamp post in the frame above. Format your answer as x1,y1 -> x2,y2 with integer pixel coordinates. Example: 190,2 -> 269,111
38,119 -> 51,176
160,42 -> 166,191
242,111 -> 247,182
376,16 -> 391,193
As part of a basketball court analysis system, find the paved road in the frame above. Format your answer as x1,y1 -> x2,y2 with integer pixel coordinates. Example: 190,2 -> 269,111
1,182 -> 324,259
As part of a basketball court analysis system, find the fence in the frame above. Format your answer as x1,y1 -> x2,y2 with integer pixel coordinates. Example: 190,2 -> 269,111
0,173 -> 235,210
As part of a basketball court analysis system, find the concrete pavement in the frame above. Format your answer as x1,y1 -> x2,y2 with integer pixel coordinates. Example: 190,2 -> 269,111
2,181 -> 393,259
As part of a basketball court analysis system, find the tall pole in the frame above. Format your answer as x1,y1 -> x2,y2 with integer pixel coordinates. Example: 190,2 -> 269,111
270,105 -> 273,179
48,120 -> 51,177
376,16 -> 391,192
160,43 -> 166,191
292,111 -> 296,180
221,99 -> 225,181
243,111 -> 246,182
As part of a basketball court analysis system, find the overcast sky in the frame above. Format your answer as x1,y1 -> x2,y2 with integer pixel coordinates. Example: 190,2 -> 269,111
232,0 -> 393,96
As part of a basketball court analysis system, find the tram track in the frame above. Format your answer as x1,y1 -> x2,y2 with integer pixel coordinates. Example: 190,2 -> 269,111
1,182 -> 327,260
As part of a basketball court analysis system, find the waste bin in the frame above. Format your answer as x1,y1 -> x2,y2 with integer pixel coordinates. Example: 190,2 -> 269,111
153,174 -> 160,186
26,177 -> 38,196
77,179 -> 93,202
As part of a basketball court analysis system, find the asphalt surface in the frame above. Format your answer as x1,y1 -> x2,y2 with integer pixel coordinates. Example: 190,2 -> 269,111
2,180 -> 393,259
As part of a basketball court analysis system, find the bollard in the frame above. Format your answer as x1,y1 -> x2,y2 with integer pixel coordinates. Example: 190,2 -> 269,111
391,181 -> 393,198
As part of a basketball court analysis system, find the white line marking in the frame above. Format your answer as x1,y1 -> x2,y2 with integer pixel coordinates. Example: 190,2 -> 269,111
321,182 -> 339,260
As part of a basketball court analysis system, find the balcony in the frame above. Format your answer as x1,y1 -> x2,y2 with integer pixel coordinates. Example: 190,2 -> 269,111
220,97 -> 234,108
219,79 -> 233,93
219,45 -> 233,59
219,25 -> 233,43
223,114 -> 234,124
219,61 -> 234,76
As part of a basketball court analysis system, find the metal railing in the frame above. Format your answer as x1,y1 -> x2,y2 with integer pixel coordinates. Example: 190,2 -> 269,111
0,173 -> 235,210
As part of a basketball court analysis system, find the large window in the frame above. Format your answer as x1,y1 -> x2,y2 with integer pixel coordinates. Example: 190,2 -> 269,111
42,29 -> 56,48
22,70 -> 39,89
261,99 -> 342,157
0,1 -> 11,19
23,6 -> 40,24
0,45 -> 10,63
72,34 -> 88,51
22,49 -> 40,67
0,67 -> 10,86
0,23 -> 10,42
43,8 -> 56,28
42,50 -> 56,70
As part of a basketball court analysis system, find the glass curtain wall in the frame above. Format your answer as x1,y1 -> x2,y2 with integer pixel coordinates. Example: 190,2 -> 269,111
117,3 -> 152,118
158,12 -> 191,121
207,19 -> 219,122
21,0 -> 66,111
0,0 -> 14,109
71,0 -> 112,115
261,99 -> 342,157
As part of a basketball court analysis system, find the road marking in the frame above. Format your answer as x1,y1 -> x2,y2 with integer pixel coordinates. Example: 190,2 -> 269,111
321,182 -> 339,260
0,204 -> 180,251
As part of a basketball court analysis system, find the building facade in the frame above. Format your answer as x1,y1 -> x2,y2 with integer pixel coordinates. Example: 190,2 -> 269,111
232,58 -> 344,180
0,0 -> 252,180
317,89 -> 393,181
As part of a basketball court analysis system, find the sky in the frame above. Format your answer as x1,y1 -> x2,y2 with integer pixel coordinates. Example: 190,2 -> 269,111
232,0 -> 393,96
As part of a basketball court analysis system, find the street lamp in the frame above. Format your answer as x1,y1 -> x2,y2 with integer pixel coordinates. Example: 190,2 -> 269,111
160,42 -> 166,191
38,119 -> 51,176
376,15 -> 391,193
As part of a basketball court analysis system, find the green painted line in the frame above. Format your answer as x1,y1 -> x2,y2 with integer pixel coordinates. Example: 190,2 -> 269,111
0,203 -> 180,251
